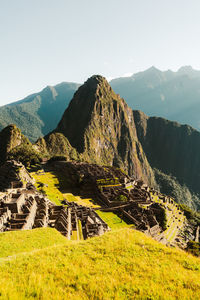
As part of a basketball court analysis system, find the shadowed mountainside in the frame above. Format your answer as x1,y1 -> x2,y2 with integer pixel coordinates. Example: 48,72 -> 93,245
133,110 -> 200,209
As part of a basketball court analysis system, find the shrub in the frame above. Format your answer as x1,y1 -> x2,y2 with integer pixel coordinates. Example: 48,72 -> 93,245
187,241 -> 200,257
116,194 -> 127,202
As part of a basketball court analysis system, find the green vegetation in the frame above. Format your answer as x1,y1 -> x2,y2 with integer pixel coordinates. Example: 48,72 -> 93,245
154,168 -> 200,210
0,228 -> 67,258
159,205 -> 168,231
151,193 -> 185,243
96,178 -> 120,186
115,194 -> 128,202
36,132 -> 79,160
31,170 -> 64,205
31,169 -> 99,208
179,204 -> 200,226
97,211 -> 131,230
187,241 -> 200,257
0,228 -> 199,299
8,143 -> 43,167
48,155 -> 68,162
0,124 -> 44,167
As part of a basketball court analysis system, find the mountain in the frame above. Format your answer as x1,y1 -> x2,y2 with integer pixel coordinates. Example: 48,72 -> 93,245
39,75 -> 156,186
110,66 -> 200,131
133,110 -> 200,209
0,82 -> 80,142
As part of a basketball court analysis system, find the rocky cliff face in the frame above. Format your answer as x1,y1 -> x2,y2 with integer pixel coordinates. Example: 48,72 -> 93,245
133,110 -> 200,208
53,75 -> 156,186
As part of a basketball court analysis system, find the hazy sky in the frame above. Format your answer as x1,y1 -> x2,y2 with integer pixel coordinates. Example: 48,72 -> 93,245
1,0 -> 200,105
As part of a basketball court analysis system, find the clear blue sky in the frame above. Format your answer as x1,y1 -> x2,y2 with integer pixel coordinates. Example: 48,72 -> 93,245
1,0 -> 200,105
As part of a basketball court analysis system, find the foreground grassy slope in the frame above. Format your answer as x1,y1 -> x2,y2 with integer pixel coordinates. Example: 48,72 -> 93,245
0,228 -> 67,258
0,228 -> 199,299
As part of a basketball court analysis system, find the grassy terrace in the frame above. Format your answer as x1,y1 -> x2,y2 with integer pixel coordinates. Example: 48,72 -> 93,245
31,170 -> 131,231
31,169 -> 186,243
97,211 -> 132,230
0,228 -> 199,299
151,194 -> 185,243
31,170 -> 99,208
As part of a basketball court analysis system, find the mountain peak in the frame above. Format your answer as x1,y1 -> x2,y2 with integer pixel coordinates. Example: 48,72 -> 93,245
145,66 -> 161,73
86,74 -> 106,83
178,65 -> 194,73
83,75 -> 110,94
51,75 -> 156,184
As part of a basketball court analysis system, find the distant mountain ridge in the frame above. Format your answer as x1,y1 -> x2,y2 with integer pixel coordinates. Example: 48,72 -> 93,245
110,66 -> 200,131
0,82 -> 80,142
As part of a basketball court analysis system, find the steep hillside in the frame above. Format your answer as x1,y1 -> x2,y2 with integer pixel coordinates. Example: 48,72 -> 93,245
0,228 -> 67,258
0,124 -> 41,166
53,75 -> 156,186
36,132 -> 79,161
0,82 -> 79,142
0,228 -> 199,299
133,110 -> 200,209
110,66 -> 200,131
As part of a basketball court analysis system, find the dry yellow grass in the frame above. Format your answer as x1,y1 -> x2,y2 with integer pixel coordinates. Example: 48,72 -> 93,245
0,228 -> 199,299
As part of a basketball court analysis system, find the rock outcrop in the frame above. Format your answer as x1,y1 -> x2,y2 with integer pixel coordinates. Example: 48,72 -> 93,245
0,124 -> 41,166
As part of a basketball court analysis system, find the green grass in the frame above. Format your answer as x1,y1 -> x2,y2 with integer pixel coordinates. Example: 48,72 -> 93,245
31,171 -> 100,208
78,220 -> 84,240
0,228 -> 67,258
97,211 -> 132,230
0,228 -> 199,299
151,193 -> 186,244
31,171 -> 66,205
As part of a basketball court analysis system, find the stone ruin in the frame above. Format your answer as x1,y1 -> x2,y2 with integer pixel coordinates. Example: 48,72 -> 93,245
0,160 -> 33,191
0,160 -> 109,240
48,161 -> 167,238
0,189 -> 109,239
0,160 -> 191,244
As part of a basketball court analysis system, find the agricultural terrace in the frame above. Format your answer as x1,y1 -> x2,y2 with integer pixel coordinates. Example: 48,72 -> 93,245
31,169 -> 130,231
151,193 -> 186,244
